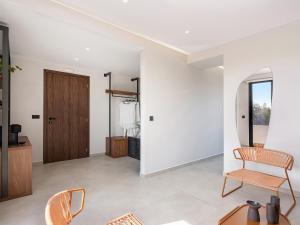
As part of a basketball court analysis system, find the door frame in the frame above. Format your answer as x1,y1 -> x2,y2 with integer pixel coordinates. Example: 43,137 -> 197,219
43,69 -> 90,163
248,80 -> 273,147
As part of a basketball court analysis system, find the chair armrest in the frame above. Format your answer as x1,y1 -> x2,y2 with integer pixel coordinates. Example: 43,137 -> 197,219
287,158 -> 294,171
233,149 -> 242,160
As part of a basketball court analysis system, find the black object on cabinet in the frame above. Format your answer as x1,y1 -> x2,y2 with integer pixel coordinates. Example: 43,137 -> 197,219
0,124 -> 22,145
128,137 -> 140,160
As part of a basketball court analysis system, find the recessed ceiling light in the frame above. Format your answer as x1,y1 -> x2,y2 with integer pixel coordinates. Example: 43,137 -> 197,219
185,30 -> 190,34
74,57 -> 79,61
85,47 -> 90,51
218,66 -> 224,69
122,0 -> 128,3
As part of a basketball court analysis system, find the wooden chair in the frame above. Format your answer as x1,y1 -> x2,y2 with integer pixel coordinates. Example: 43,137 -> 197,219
45,188 -> 86,225
221,147 -> 296,216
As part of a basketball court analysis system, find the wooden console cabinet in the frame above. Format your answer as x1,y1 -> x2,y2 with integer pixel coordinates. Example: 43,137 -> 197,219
0,136 -> 32,200
106,137 -> 128,158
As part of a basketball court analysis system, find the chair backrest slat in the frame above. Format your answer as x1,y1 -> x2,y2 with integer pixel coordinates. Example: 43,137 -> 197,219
235,147 -> 294,170
45,188 -> 85,225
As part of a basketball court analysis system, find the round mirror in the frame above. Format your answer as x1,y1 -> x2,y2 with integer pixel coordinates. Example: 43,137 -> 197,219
236,68 -> 273,147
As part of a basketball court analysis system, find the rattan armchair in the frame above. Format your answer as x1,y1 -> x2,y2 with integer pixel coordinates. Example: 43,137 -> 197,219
221,147 -> 296,216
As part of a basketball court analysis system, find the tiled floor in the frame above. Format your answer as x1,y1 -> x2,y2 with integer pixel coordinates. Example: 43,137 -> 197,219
0,155 -> 299,225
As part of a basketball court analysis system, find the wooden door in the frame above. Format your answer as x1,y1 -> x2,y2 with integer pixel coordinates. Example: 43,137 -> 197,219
44,70 -> 89,163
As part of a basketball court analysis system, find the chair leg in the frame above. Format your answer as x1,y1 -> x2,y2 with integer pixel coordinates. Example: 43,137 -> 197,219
221,177 -> 243,197
284,176 -> 297,217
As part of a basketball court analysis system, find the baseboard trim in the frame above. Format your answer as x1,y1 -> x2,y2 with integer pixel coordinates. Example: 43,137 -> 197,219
32,161 -> 43,166
141,152 -> 224,177
90,153 -> 106,157
281,187 -> 300,197
32,153 -> 106,166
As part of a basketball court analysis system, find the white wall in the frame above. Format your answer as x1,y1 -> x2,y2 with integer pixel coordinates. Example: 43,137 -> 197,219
189,20 -> 300,191
2,0 -> 224,176
10,55 -> 137,163
140,46 -> 224,174
5,0 -> 225,173
236,81 -> 249,146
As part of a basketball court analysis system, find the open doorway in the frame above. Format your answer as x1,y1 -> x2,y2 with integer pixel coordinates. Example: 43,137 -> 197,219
249,80 -> 272,147
236,68 -> 273,147
103,70 -> 141,174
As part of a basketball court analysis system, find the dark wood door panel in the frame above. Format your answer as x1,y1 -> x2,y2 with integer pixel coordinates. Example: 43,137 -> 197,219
52,73 -> 70,162
44,70 -> 90,163
78,77 -> 89,158
70,76 -> 79,160
45,72 -> 53,163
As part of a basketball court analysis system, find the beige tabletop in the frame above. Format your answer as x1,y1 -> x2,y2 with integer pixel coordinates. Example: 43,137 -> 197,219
219,205 -> 291,225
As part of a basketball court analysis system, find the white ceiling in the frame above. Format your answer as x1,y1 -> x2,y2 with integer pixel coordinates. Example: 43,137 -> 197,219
1,0 -> 300,71
191,55 -> 223,70
53,0 -> 300,53
0,0 -> 141,76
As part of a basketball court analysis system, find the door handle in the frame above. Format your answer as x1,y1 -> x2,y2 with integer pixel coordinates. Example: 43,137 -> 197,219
48,117 -> 56,125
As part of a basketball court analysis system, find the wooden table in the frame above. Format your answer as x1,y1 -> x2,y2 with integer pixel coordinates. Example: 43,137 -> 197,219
219,204 -> 291,225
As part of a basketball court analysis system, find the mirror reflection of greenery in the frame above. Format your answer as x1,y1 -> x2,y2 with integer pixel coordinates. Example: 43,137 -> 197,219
253,103 -> 271,125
